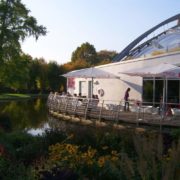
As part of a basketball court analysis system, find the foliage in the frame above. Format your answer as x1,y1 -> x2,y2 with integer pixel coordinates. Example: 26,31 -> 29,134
0,157 -> 34,180
0,131 -> 43,179
71,42 -> 98,65
0,114 -> 11,132
32,129 -> 180,179
170,129 -> 180,142
0,131 -> 43,163
47,61 -> 62,91
96,50 -> 118,65
1,56 -> 30,91
0,123 -> 179,179
0,0 -> 47,65
0,55 -> 66,93
34,58 -> 48,93
0,38 -> 117,93
0,93 -> 30,99
63,59 -> 90,72
0,0 -> 48,93
36,141 -> 121,179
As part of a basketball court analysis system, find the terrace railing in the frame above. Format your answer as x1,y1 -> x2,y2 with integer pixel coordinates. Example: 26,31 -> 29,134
47,94 -> 180,126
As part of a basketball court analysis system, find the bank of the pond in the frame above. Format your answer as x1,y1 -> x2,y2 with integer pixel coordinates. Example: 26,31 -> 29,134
0,126 -> 179,180
0,93 -> 48,100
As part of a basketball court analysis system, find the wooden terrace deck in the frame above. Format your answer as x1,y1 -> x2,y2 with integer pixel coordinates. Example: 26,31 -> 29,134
47,95 -> 180,128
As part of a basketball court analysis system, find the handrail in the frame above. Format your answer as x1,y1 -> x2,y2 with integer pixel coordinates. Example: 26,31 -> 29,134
47,94 -> 180,123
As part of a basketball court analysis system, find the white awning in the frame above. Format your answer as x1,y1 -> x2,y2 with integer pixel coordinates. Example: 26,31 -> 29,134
63,67 -> 119,79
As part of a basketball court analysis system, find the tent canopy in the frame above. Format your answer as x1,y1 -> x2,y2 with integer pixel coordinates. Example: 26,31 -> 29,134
63,67 -> 119,79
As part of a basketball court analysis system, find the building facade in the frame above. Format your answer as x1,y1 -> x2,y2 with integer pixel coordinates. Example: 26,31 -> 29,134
66,14 -> 180,105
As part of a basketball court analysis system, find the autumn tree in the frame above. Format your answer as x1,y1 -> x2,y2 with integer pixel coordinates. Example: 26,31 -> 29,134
97,50 -> 118,65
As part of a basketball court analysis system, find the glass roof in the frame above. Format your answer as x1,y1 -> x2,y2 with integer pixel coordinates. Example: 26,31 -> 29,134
132,26 -> 180,58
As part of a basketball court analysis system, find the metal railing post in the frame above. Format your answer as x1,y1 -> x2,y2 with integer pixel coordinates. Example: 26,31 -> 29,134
84,99 -> 89,120
64,97 -> 69,114
73,99 -> 78,115
99,100 -> 104,122
116,101 -> 121,123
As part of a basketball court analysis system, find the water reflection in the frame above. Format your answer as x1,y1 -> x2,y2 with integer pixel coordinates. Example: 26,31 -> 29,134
27,123 -> 50,136
0,98 -> 89,136
0,98 -> 49,133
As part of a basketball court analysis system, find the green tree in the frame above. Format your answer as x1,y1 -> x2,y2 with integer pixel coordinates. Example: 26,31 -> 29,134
71,42 -> 97,65
0,0 -> 47,65
47,61 -> 61,91
28,58 -> 40,92
1,55 -> 30,92
30,58 -> 48,93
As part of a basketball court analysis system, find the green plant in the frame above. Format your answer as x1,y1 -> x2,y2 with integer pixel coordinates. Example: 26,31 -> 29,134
0,157 -> 34,180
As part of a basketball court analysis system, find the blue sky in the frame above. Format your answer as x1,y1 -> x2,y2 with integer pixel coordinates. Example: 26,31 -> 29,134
21,0 -> 180,64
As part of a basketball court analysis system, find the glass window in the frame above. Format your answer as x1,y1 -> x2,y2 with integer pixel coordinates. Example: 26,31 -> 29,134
155,80 -> 163,105
143,78 -> 180,106
143,80 -> 153,103
167,80 -> 179,104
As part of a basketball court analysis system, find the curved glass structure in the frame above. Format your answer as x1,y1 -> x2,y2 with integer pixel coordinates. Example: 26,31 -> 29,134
113,14 -> 180,62
132,26 -> 180,59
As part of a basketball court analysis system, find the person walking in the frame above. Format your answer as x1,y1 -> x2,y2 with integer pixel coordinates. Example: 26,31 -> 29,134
124,88 -> 131,111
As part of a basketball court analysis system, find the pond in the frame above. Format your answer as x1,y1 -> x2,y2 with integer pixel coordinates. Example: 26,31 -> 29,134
0,97 -> 107,135
0,97 -> 51,135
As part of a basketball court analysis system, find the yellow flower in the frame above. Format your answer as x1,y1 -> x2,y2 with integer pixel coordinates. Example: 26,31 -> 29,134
98,157 -> 105,167
81,152 -> 88,160
66,144 -> 73,153
87,149 -> 96,158
111,156 -> 119,162
111,150 -> 118,155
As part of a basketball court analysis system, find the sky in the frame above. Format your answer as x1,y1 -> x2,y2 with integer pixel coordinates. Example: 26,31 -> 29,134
21,0 -> 180,65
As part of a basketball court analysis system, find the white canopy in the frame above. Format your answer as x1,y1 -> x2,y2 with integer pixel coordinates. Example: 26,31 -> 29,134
119,63 -> 180,78
63,67 -> 118,98
63,67 -> 118,79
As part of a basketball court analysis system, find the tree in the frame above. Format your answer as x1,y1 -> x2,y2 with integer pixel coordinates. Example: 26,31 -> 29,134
29,58 -> 48,93
63,59 -> 89,72
71,42 -> 97,65
47,61 -> 61,91
0,0 -> 47,65
97,50 -> 117,65
1,54 -> 31,91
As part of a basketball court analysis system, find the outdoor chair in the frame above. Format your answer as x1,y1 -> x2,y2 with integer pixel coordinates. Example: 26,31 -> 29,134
171,108 -> 180,120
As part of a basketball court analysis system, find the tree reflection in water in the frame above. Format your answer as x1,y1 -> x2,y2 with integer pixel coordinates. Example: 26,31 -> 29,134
0,98 -> 49,133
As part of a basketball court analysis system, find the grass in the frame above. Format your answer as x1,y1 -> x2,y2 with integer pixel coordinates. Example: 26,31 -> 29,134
0,93 -> 47,100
